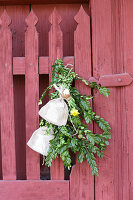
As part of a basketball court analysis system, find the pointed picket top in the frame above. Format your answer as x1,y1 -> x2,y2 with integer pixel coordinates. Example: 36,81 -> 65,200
74,5 -> 89,24
49,8 -> 62,25
49,7 -> 63,60
0,10 -> 11,28
25,9 -> 38,27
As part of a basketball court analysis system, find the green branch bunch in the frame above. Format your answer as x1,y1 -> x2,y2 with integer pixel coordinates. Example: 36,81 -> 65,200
39,59 -> 111,176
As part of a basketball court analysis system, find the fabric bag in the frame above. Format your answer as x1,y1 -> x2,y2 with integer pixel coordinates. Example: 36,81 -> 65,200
39,98 -> 68,126
27,126 -> 54,156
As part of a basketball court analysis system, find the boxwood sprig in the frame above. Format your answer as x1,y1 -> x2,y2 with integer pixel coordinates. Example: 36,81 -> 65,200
39,58 -> 111,176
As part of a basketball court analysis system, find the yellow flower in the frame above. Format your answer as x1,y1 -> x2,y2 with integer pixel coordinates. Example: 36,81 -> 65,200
70,108 -> 80,116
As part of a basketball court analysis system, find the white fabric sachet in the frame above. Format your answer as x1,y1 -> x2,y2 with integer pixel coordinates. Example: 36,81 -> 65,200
27,126 -> 54,156
38,98 -> 68,126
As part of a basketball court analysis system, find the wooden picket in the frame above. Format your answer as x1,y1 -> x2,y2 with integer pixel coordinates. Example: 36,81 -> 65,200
0,4 -> 4,181
0,11 -> 16,180
25,10 -> 40,180
49,8 -> 64,180
70,6 -> 94,200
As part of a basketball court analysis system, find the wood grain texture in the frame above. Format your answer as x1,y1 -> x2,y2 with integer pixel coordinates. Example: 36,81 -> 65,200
63,56 -> 74,67
0,10 -> 16,180
13,57 -> 26,74
0,0 -> 89,5
70,6 -> 94,200
6,5 -> 29,57
0,180 -> 69,200
99,73 -> 133,87
32,4 -> 80,57
0,6 -> 4,180
39,57 -> 49,74
90,0 -> 130,199
123,0 -> 133,198
6,5 -> 29,180
48,8 -> 64,180
91,1 -> 115,199
49,7 -> 63,62
25,10 -> 40,180
13,56 -> 74,75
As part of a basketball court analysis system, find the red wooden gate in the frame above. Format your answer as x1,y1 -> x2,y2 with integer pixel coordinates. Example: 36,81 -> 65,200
0,1 -> 133,200
0,5 -> 92,200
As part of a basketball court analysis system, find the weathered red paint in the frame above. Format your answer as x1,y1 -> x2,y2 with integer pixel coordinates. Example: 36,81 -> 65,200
89,73 -> 133,87
48,8 -> 64,180
6,5 -> 29,180
70,6 -> 94,200
0,0 -> 89,5
99,73 -> 133,87
0,6 -> 4,181
25,10 -> 40,180
0,180 -> 69,200
90,0 -> 131,199
123,0 -> 133,199
0,11 -> 16,180
0,2 -> 133,200
91,1 -> 116,199
13,56 -> 74,75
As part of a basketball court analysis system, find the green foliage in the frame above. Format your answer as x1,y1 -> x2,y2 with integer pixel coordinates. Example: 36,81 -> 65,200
39,58 -> 111,176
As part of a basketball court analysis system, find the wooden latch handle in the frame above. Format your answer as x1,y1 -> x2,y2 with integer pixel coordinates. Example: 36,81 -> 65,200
88,73 -> 133,87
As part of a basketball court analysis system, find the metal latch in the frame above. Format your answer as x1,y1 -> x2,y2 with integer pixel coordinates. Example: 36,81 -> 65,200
88,73 -> 133,87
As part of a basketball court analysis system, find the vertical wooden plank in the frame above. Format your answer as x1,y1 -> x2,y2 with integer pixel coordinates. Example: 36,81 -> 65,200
70,6 -> 94,200
90,1 -> 115,199
112,1 -> 130,199
25,10 -> 40,180
123,0 -> 133,199
6,5 -> 29,180
0,6 -> 4,180
49,8 -> 64,180
0,10 -> 16,180
91,0 -> 130,199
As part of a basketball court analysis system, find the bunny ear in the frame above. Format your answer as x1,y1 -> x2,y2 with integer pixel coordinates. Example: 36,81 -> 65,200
27,127 -> 54,156
39,98 -> 68,126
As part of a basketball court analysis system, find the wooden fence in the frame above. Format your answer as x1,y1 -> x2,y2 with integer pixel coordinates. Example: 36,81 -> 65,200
0,1 -> 133,199
0,6 -> 93,200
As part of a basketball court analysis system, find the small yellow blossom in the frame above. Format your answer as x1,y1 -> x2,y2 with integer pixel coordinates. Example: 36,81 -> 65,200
70,108 -> 80,116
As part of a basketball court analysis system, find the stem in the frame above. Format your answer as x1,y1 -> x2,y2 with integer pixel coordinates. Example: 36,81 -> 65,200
68,114 -> 78,136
